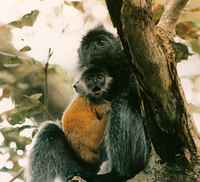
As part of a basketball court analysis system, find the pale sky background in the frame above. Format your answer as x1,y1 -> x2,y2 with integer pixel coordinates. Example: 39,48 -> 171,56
0,0 -> 200,181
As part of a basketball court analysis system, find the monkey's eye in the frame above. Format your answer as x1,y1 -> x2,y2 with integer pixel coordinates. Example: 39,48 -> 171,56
98,75 -> 103,80
86,77 -> 92,83
83,43 -> 90,50
98,40 -> 106,46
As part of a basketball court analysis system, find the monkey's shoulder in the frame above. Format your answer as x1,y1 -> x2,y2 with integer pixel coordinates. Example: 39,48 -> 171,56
62,96 -> 110,123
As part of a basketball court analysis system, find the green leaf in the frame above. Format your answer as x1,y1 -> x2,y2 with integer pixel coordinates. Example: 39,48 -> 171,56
173,42 -> 190,62
21,10 -> 39,27
175,21 -> 200,40
24,105 -> 45,116
4,57 -> 23,67
19,46 -> 31,52
20,97 -> 41,109
152,3 -> 164,25
29,93 -> 43,100
7,96 -> 44,125
8,21 -> 23,29
8,10 -> 39,29
7,112 -> 24,125
64,1 -> 85,13
17,95 -> 45,116
15,125 -> 33,132
32,128 -> 38,138
0,127 -> 31,149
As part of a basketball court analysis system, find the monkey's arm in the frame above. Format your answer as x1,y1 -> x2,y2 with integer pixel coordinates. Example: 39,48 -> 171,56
62,96 -> 109,165
75,110 -> 108,165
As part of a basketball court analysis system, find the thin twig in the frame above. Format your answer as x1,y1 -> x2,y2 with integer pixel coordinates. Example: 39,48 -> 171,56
8,167 -> 24,182
157,0 -> 189,38
0,50 -> 43,69
43,48 -> 53,120
60,23 -> 69,37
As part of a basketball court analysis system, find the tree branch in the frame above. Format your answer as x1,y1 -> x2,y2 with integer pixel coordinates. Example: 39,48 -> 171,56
0,50 -> 43,69
8,168 -> 24,182
43,48 -> 53,120
105,0 -> 200,168
157,0 -> 189,38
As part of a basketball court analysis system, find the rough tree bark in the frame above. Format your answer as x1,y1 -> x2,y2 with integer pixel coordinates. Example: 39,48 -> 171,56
106,0 -> 200,181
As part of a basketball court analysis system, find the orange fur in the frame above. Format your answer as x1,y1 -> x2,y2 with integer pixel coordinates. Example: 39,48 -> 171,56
62,96 -> 110,165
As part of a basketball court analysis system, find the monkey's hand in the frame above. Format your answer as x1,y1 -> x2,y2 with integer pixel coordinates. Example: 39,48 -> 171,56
105,109 -> 111,115
101,109 -> 111,122
93,102 -> 110,119
67,176 -> 87,182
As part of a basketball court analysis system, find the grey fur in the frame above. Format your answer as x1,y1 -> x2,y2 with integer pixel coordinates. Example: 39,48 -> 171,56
73,66 -> 151,181
25,121 -> 92,182
104,97 -> 150,177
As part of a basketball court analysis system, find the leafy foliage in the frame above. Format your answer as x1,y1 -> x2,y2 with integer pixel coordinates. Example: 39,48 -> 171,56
176,21 -> 200,40
64,1 -> 85,13
0,126 -> 32,173
173,42 -> 192,62
8,10 -> 39,29
175,21 -> 200,57
0,24 -> 74,179
4,57 -> 23,68
152,3 -> 164,24
7,94 -> 45,125
19,46 -> 32,53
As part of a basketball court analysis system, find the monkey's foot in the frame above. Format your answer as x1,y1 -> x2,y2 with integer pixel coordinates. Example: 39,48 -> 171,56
67,176 -> 87,182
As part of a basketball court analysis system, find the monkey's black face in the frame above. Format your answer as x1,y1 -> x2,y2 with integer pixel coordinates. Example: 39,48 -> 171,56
79,35 -> 115,66
74,68 -> 113,103
78,25 -> 121,70
85,73 -> 106,97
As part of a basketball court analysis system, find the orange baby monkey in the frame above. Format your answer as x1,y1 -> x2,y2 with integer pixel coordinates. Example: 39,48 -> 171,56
62,66 -> 112,165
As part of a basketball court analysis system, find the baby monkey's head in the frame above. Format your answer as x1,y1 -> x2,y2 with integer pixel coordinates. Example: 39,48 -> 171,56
74,66 -> 113,103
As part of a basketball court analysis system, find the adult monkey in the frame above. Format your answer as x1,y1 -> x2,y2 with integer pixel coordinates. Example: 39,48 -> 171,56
25,25 -> 151,182
77,25 -> 151,181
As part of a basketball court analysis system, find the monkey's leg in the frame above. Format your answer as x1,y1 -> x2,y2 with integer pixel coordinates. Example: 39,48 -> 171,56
98,99 -> 151,181
25,121 -> 93,182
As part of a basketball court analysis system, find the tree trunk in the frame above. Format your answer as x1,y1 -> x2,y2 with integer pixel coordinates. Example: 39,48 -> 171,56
106,0 -> 200,181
